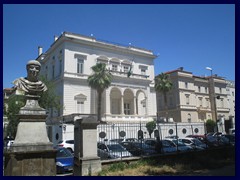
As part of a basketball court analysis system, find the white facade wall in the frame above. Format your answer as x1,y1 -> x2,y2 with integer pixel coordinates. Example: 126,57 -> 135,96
38,32 -> 157,123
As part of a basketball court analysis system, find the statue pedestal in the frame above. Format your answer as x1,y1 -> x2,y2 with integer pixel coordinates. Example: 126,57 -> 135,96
73,116 -> 101,176
4,99 -> 56,176
4,149 -> 56,176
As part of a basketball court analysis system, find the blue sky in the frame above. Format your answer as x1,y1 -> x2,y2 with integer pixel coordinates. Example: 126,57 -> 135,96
3,4 -> 235,88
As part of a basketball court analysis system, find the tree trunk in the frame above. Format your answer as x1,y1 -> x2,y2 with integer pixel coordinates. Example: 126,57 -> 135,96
97,90 -> 102,122
163,93 -> 168,123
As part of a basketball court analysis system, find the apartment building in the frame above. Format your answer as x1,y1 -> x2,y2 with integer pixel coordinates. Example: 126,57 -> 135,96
226,80 -> 235,129
156,67 -> 230,123
36,32 -> 157,124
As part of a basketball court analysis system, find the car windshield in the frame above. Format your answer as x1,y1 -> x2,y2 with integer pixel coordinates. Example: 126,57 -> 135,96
57,148 -> 73,158
107,144 -> 125,152
133,142 -> 151,149
172,140 -> 186,146
192,139 -> 204,145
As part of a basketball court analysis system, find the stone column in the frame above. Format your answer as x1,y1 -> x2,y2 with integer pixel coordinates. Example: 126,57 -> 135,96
105,89 -> 111,115
121,95 -> 124,115
133,96 -> 136,115
73,116 -> 101,176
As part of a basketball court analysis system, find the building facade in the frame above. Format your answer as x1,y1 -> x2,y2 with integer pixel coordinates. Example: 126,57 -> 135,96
226,80 -> 235,129
156,67 -> 230,123
36,32 -> 157,124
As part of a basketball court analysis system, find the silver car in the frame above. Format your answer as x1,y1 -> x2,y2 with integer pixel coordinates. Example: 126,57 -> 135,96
97,142 -> 132,159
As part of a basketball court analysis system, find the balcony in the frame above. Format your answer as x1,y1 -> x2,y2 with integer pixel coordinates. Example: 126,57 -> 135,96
110,70 -> 149,80
197,106 -> 211,112
102,114 -> 151,122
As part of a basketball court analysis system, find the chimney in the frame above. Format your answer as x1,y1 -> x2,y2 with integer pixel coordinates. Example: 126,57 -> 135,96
178,67 -> 184,71
54,35 -> 58,41
38,46 -> 43,56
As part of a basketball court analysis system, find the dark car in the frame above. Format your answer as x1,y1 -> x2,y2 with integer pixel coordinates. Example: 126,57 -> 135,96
56,147 -> 74,174
221,134 -> 235,146
121,141 -> 157,156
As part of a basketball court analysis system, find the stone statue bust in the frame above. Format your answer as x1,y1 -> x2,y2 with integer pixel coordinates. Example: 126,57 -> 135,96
13,60 -> 47,96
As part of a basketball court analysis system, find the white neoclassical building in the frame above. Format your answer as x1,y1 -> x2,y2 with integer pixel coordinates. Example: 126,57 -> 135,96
36,32 -> 157,124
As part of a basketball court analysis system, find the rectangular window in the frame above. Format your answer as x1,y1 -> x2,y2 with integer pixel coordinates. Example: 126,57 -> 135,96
185,82 -> 188,89
77,59 -> 84,74
124,103 -> 130,115
206,98 -> 209,107
199,97 -> 203,107
112,64 -> 118,71
123,66 -> 129,73
198,86 -> 201,92
77,101 -> 84,113
185,95 -> 190,105
141,69 -> 146,75
205,87 -> 208,93
219,88 -> 222,94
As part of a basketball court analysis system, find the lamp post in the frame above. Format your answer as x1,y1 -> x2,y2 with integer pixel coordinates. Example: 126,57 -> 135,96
206,67 -> 218,132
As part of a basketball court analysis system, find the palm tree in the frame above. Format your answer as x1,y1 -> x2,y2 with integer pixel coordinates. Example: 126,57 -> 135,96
87,63 -> 112,123
155,73 -> 173,122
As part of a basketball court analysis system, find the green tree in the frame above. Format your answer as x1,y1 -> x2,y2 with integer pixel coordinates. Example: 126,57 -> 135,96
5,77 -> 62,138
146,121 -> 156,138
155,73 -> 173,122
6,95 -> 26,138
38,76 -> 62,111
87,63 -> 112,123
206,119 -> 216,133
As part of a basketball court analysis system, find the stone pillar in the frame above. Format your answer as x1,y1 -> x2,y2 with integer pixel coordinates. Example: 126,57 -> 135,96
133,96 -> 136,115
121,95 -> 124,115
4,97 -> 56,176
73,116 -> 101,176
105,89 -> 111,115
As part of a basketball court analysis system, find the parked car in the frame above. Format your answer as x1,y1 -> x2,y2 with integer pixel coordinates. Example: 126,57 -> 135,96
124,138 -> 139,142
144,138 -> 178,154
144,138 -> 157,147
186,134 -> 218,148
56,147 -> 74,174
97,142 -> 132,159
164,138 -> 193,152
160,139 -> 178,153
120,141 -> 157,156
221,134 -> 235,146
58,140 -> 74,153
109,138 -> 124,143
178,138 -> 207,150
164,135 -> 179,139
